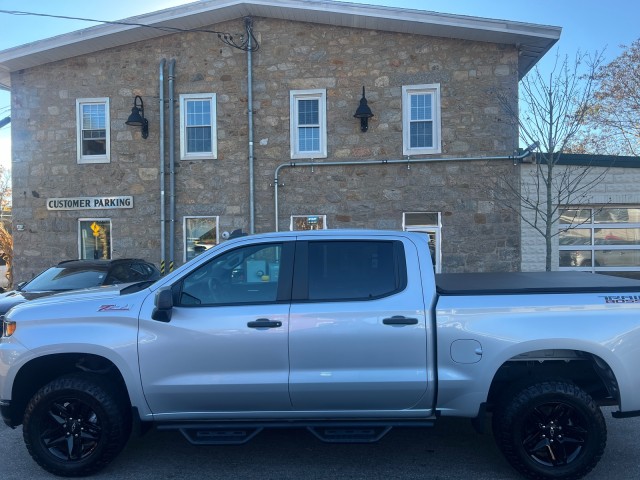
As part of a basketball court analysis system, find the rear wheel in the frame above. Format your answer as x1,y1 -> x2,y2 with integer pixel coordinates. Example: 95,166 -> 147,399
492,381 -> 606,480
23,374 -> 131,477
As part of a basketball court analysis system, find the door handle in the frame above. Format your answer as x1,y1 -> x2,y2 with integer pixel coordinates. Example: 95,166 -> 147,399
382,316 -> 419,325
247,318 -> 282,329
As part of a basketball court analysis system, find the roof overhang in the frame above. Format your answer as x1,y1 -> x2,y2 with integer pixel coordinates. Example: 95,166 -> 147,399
0,0 -> 561,90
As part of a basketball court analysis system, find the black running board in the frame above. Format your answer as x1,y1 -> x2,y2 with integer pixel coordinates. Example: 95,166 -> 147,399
157,419 -> 435,446
178,427 -> 263,445
307,426 -> 392,443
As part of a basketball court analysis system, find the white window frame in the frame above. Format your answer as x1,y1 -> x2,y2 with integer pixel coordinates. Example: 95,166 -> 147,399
76,98 -> 110,164
78,218 -> 112,260
403,211 -> 442,273
180,93 -> 217,160
290,214 -> 328,231
290,89 -> 327,159
402,84 -> 441,156
183,216 -> 220,262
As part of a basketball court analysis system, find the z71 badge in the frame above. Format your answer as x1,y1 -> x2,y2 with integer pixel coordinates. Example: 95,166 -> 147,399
98,304 -> 132,312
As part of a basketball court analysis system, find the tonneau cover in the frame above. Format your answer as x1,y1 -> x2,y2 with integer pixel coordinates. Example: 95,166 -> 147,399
435,271 -> 640,295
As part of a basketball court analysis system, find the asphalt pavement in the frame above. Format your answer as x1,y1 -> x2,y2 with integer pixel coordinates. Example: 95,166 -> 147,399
0,407 -> 638,479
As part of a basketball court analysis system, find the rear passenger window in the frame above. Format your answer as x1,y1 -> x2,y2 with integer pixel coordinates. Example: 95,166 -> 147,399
307,241 -> 406,301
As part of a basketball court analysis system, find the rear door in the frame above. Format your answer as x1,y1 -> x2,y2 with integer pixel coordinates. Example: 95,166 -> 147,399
288,235 -> 429,411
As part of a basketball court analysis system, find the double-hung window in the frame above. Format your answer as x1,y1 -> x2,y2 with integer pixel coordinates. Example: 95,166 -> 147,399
76,98 -> 110,163
402,84 -> 441,155
180,93 -> 217,160
290,89 -> 327,159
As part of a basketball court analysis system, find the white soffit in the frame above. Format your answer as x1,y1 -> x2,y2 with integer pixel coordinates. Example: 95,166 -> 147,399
0,0 -> 561,89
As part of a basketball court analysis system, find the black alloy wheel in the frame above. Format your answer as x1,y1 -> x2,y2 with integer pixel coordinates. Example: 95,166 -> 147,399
23,374 -> 130,477
493,381 -> 606,480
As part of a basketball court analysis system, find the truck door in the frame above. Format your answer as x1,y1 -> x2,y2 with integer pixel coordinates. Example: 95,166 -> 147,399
288,237 -> 429,411
138,240 -> 294,416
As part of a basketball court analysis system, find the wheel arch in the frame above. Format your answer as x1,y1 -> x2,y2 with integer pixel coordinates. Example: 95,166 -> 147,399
486,348 -> 620,411
7,353 -> 134,427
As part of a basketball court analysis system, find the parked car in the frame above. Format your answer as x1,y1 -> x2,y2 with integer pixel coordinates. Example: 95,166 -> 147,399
0,258 -> 160,315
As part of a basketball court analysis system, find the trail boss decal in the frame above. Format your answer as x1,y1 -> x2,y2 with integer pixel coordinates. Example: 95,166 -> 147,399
601,295 -> 640,304
98,304 -> 132,312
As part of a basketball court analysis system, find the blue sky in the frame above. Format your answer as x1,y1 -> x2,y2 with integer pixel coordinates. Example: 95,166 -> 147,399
1,0 -> 639,169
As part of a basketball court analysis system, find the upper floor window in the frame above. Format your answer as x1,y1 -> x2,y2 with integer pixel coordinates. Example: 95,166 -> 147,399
290,89 -> 327,159
76,98 -> 110,163
180,93 -> 217,160
402,84 -> 441,155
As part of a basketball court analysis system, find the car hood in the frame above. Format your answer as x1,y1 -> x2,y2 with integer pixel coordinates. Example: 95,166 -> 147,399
0,290 -> 59,315
5,285 -> 129,315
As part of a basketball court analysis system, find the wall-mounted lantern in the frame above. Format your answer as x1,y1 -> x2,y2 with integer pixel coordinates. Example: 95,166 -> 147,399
353,86 -> 374,132
125,96 -> 149,139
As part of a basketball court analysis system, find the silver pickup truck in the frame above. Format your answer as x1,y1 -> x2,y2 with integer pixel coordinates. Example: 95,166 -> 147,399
2,230 -> 640,479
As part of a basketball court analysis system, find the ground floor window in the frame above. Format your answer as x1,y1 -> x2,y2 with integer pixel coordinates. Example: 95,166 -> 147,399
290,215 -> 327,231
403,212 -> 441,273
559,207 -> 640,277
184,216 -> 219,262
79,219 -> 112,259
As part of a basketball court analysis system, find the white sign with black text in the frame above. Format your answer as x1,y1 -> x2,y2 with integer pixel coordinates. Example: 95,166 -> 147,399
46,196 -> 134,211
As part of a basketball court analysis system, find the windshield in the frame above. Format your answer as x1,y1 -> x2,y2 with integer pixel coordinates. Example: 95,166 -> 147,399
23,267 -> 108,291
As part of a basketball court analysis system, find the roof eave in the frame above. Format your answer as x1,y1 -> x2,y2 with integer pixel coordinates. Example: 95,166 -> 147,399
0,0 -> 561,90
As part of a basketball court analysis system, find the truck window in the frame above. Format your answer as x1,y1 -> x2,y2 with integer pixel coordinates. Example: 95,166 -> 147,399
179,243 -> 283,306
306,240 -> 406,301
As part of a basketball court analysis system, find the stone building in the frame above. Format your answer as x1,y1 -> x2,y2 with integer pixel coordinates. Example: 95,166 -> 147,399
0,0 -> 560,281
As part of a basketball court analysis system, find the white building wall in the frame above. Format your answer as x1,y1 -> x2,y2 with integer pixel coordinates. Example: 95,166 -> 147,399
520,164 -> 640,271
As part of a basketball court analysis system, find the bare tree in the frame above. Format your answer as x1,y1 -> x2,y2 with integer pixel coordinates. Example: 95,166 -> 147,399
0,167 -> 12,288
495,51 -> 607,270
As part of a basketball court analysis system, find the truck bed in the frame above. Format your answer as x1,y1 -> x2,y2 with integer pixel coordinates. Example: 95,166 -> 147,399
435,271 -> 640,295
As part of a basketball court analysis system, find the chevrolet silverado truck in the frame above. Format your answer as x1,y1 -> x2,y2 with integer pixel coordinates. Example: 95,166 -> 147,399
3,230 -> 640,479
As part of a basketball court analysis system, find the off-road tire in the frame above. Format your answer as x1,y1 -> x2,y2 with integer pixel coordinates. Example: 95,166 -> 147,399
492,380 -> 606,480
23,373 -> 131,477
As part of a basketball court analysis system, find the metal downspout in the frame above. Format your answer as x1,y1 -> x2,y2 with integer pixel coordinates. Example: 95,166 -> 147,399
246,17 -> 256,234
273,150 -> 535,232
168,59 -> 176,271
159,59 -> 166,274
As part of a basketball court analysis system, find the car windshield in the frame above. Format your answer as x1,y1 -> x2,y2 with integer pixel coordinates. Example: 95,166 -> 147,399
23,267 -> 108,291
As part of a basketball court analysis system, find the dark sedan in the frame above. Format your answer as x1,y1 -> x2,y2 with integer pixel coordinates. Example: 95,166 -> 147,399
0,258 -> 160,315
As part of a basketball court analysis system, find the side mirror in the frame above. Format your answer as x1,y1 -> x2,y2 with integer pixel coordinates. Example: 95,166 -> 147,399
152,287 -> 174,322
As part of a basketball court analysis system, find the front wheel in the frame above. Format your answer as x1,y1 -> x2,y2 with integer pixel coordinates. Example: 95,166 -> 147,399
23,374 -> 131,477
492,381 -> 606,480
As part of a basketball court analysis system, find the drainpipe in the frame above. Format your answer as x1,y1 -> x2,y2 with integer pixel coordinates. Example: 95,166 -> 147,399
273,149 -> 536,232
159,59 -> 166,274
168,59 -> 176,271
246,17 -> 256,234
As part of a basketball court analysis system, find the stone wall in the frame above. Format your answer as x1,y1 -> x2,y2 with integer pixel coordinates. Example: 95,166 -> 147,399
11,16 -> 520,281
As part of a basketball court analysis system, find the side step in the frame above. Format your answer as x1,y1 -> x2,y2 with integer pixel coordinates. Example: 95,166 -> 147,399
307,426 -> 392,443
178,427 -> 263,445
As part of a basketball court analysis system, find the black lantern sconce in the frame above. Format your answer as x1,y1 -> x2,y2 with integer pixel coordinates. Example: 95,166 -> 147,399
353,86 -> 374,132
125,96 -> 149,139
